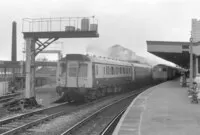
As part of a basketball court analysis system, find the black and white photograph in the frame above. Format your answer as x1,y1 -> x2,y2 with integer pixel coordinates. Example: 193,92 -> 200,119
0,0 -> 199,135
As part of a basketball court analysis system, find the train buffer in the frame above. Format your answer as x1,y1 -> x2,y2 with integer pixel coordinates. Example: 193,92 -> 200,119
113,79 -> 200,135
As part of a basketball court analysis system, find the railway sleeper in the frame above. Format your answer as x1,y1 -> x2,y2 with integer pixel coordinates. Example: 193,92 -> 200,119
17,119 -> 37,123
0,126 -> 12,130
3,97 -> 41,112
1,124 -> 20,128
2,123 -> 23,129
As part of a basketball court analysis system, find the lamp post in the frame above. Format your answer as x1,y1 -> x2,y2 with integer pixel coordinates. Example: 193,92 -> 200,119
189,37 -> 193,90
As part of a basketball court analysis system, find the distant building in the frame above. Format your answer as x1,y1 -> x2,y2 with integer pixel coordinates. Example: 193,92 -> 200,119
191,19 -> 200,42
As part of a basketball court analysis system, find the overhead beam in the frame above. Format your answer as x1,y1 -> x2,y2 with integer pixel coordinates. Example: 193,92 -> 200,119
23,31 -> 99,39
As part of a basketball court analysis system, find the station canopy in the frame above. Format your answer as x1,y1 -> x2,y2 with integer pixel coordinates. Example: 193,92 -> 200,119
146,41 -> 192,68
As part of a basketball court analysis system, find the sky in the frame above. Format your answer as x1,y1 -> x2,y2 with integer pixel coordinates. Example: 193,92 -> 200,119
0,0 -> 199,65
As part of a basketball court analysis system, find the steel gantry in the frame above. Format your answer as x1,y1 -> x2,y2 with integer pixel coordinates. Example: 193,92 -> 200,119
22,17 -> 99,106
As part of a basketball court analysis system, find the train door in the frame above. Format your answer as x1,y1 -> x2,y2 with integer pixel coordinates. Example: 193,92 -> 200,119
131,65 -> 135,81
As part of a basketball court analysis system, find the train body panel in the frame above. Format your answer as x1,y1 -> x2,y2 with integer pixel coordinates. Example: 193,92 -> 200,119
92,63 -> 132,89
133,63 -> 152,81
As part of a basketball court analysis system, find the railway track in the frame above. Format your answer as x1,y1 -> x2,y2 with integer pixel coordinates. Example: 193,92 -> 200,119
0,101 -> 70,135
0,93 -> 21,103
100,109 -> 126,135
0,92 -> 135,135
0,85 -> 152,135
60,90 -> 141,135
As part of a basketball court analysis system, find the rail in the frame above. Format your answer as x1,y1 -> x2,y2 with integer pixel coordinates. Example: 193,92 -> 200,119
60,90 -> 144,135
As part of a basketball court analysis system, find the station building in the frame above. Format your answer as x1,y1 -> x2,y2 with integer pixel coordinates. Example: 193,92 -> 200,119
147,19 -> 200,78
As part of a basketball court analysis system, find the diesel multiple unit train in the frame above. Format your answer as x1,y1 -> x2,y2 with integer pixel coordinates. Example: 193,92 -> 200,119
56,54 -> 180,102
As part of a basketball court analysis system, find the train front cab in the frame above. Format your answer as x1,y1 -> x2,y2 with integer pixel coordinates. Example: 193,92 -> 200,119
152,65 -> 168,83
56,55 -> 93,101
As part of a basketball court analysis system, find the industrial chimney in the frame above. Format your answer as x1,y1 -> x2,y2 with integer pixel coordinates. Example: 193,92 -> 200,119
11,21 -> 17,61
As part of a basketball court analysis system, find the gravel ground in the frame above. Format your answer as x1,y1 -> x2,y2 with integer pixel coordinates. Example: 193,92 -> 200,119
0,107 -> 22,120
19,92 -> 137,135
35,84 -> 59,107
0,84 -> 59,121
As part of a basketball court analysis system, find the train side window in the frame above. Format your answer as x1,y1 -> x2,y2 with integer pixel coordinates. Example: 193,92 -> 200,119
123,68 -> 125,74
104,67 -> 106,75
106,66 -> 109,75
61,62 -> 66,74
79,63 -> 88,77
111,67 -> 114,75
120,67 -> 122,74
69,67 -> 77,77
109,66 -> 111,75
96,65 -> 98,75
116,67 -> 118,74
124,68 -> 126,74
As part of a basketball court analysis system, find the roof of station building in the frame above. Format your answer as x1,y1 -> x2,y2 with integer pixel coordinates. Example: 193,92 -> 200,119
146,40 -> 191,68
147,41 -> 190,46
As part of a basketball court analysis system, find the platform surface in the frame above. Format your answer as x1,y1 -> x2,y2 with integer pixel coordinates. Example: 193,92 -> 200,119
113,79 -> 200,135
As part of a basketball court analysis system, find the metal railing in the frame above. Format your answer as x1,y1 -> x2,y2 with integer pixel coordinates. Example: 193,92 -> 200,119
22,16 -> 98,32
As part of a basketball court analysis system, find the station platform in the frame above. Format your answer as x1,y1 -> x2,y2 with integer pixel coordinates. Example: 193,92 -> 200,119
113,79 -> 200,135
